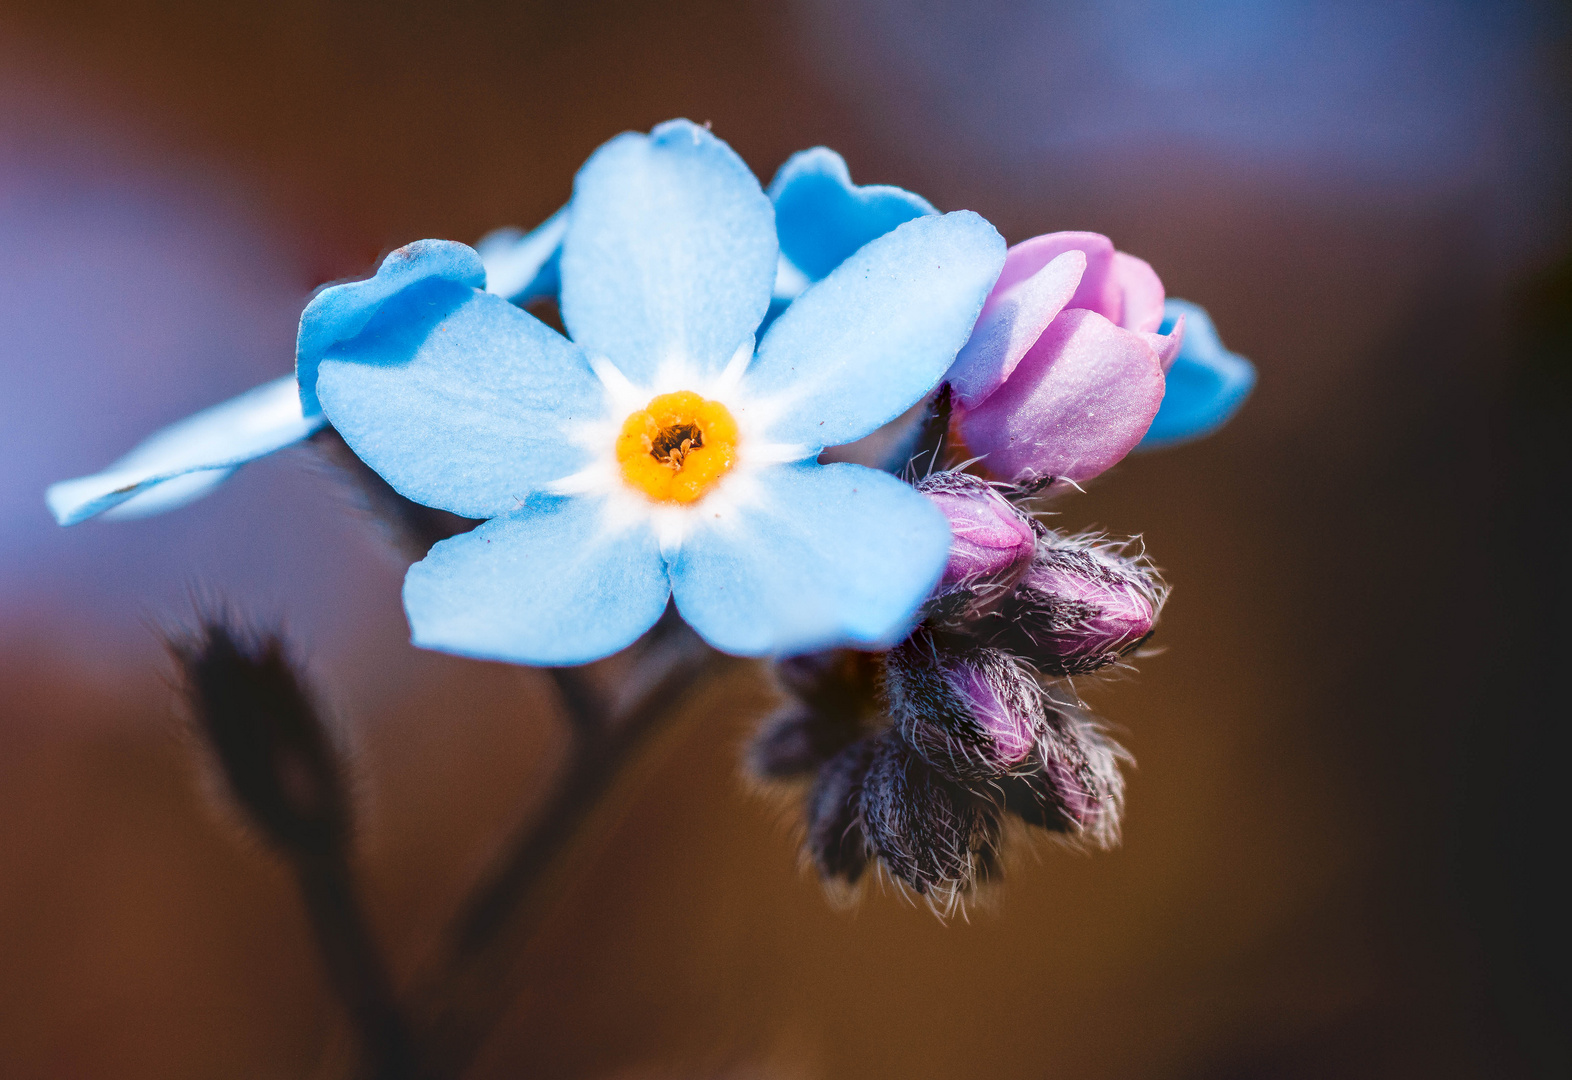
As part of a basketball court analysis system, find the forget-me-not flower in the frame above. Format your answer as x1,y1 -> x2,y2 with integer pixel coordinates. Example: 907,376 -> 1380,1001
304,120 -> 1005,665
945,231 -> 1184,485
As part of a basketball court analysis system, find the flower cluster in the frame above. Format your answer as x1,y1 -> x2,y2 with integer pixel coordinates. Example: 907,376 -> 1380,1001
751,462 -> 1161,903
46,120 -> 1254,901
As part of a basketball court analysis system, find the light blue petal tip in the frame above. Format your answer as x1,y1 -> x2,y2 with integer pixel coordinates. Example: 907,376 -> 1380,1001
45,374 -> 323,526
478,205 -> 567,306
297,239 -> 485,414
559,119 -> 777,385
1136,299 -> 1256,451
670,462 -> 951,657
404,496 -> 671,666
768,146 -> 937,288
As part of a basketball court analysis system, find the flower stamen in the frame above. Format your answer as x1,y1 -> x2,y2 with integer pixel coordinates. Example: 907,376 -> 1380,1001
616,390 -> 738,503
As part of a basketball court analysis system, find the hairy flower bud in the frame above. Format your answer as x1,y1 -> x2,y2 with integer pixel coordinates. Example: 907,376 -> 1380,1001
805,738 -> 877,884
168,618 -> 349,857
860,731 -> 1000,897
989,533 -> 1165,675
918,471 -> 1036,594
750,703 -> 861,780
750,650 -> 882,779
884,635 -> 1043,781
997,702 -> 1127,848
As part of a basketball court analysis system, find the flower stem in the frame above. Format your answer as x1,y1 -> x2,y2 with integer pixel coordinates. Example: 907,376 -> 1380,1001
406,622 -> 722,1076
293,849 -> 424,1080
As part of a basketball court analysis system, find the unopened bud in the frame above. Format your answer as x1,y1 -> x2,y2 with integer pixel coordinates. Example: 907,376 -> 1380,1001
884,634 -> 1043,781
990,534 -> 1165,675
805,738 -> 877,884
997,703 -> 1126,848
750,650 -> 882,779
750,703 -> 862,779
918,471 -> 1035,594
860,731 -> 1000,897
169,618 -> 348,857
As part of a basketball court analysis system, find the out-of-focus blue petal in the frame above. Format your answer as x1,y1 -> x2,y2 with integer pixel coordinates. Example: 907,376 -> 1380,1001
46,374 -> 323,526
477,206 -> 567,306
297,239 -> 485,415
1136,299 -> 1256,450
559,120 -> 776,384
404,494 -> 670,666
315,260 -> 604,520
102,468 -> 235,520
768,147 -> 936,288
744,211 -> 1004,449
669,462 -> 950,656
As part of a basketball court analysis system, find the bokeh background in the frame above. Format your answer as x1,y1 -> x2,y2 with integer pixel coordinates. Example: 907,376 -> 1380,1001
3,1 -> 1569,1076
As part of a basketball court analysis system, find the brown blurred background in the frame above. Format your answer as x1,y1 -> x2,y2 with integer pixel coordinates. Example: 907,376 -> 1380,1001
2,1 -> 1569,1077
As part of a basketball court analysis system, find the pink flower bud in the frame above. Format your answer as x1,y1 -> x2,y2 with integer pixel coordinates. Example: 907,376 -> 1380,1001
990,533 -> 1166,676
946,232 -> 1182,487
884,634 -> 1043,781
997,702 -> 1127,849
918,471 -> 1035,593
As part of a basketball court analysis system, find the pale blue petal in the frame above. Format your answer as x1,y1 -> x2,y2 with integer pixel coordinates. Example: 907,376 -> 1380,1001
46,374 -> 322,526
669,462 -> 951,656
297,239 -> 485,415
768,146 -> 936,286
404,495 -> 670,666
477,205 -> 567,305
315,267 -> 604,520
559,119 -> 776,383
102,468 -> 235,520
1136,300 -> 1256,450
745,211 -> 1004,449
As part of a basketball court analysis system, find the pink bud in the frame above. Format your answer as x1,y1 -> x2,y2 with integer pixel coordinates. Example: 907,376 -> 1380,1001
993,534 -> 1166,676
884,634 -> 1043,781
918,472 -> 1035,592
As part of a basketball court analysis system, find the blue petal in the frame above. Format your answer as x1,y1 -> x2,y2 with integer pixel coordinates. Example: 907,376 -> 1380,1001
669,462 -> 951,656
477,205 -> 567,306
768,146 -> 936,288
404,494 -> 670,666
559,119 -> 777,384
744,211 -> 1004,449
102,468 -> 235,520
1136,299 -> 1256,450
297,239 -> 486,416
315,256 -> 605,520
46,374 -> 323,526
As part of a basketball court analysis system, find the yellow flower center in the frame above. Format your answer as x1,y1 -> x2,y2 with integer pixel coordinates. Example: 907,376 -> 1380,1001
616,390 -> 739,504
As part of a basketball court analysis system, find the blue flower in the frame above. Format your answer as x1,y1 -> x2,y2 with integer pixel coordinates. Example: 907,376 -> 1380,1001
1134,299 -> 1256,450
307,120 -> 1005,665
46,210 -> 570,526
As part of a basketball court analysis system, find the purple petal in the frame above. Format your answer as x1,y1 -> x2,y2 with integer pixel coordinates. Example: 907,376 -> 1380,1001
993,232 -> 1119,323
958,308 -> 1165,484
947,249 -> 1084,409
1143,311 -> 1186,372
1111,251 -> 1165,333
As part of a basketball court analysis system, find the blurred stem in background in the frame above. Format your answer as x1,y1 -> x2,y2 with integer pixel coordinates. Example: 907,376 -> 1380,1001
407,621 -> 722,1076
